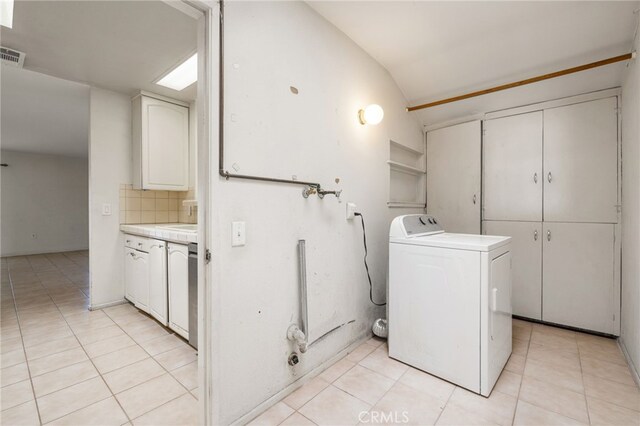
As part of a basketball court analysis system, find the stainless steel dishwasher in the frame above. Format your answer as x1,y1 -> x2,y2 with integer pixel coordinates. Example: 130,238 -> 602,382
188,243 -> 198,349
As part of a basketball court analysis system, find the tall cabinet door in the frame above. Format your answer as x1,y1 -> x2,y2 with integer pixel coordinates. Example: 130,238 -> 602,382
168,243 -> 189,339
124,247 -> 137,303
483,112 -> 543,221
484,221 -> 542,320
148,240 -> 168,326
542,222 -> 615,334
543,97 -> 618,223
426,121 -> 481,234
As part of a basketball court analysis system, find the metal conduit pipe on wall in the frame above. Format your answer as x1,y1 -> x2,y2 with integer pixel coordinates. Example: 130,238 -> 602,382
287,240 -> 309,354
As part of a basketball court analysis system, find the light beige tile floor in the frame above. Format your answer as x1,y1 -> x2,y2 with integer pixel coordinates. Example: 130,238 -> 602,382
251,323 -> 640,426
0,252 -> 199,425
4,252 -> 639,426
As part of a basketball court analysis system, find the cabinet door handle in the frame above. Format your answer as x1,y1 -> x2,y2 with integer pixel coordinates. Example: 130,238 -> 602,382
547,230 -> 551,241
473,194 -> 477,205
534,230 -> 538,241
533,173 -> 538,184
547,172 -> 552,183
126,240 -> 131,243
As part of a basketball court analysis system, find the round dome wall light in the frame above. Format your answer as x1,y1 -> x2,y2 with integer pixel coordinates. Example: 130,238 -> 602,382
358,104 -> 384,125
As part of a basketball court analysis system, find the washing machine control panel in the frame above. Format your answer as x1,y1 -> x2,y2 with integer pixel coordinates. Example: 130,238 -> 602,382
402,215 -> 444,236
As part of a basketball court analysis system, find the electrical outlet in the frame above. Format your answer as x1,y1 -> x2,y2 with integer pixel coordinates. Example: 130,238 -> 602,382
102,203 -> 112,216
346,202 -> 357,220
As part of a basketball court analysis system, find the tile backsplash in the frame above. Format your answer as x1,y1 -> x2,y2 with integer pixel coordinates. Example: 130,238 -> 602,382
119,184 -> 197,224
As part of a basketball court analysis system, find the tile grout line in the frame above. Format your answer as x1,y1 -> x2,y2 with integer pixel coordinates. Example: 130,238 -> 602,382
576,337 -> 593,425
98,308 -> 199,420
42,283 -> 135,426
509,326 -> 531,426
9,253 -> 129,425
102,308 -> 198,396
5,261 -> 45,425
336,344 -> 399,411
431,375 -> 456,425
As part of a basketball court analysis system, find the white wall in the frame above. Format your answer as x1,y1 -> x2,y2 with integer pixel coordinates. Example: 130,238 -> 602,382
621,25 -> 640,380
209,3 -> 424,423
0,150 -> 88,256
88,87 -> 131,308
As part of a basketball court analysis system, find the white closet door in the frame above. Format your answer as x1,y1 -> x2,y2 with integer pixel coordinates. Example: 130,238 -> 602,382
543,97 -> 618,223
483,112 -> 543,221
484,220 -> 542,320
542,222 -> 615,334
427,121 -> 481,234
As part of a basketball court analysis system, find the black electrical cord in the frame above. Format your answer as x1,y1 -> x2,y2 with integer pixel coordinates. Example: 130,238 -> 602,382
354,212 -> 386,306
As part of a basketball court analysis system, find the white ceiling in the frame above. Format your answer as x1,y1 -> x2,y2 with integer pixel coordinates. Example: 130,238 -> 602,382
1,66 -> 89,157
309,1 -> 639,126
1,1 -> 198,102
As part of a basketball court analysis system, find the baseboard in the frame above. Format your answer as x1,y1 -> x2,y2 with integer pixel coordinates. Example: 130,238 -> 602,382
1,246 -> 89,257
89,299 -> 127,311
618,337 -> 640,387
231,335 -> 372,426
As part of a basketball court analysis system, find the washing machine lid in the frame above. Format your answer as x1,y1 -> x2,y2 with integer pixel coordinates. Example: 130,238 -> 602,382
391,232 -> 511,252
390,214 -> 510,251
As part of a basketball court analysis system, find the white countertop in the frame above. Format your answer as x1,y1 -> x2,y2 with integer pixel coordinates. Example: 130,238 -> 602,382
121,223 -> 197,244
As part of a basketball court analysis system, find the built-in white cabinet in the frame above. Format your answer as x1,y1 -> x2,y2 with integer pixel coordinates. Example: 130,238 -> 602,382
124,246 -> 149,312
132,93 -> 189,191
484,221 -> 542,320
123,234 -> 191,338
481,94 -> 620,335
542,222 -> 615,334
426,120 -> 481,234
483,112 -> 543,222
168,242 -> 189,339
148,239 -> 168,326
543,98 -> 618,223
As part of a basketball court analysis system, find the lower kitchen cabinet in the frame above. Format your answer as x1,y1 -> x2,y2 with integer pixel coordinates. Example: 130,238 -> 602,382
124,246 -> 149,312
168,242 -> 189,339
483,221 -> 542,320
148,239 -> 168,325
542,222 -> 616,335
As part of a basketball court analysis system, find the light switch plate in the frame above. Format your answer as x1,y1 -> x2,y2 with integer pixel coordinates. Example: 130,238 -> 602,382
232,221 -> 246,246
102,203 -> 112,216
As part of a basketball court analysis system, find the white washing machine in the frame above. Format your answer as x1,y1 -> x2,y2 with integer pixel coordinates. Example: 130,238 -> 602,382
388,214 -> 512,397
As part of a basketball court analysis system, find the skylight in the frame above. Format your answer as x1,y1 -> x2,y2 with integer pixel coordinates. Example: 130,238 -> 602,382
156,53 -> 197,91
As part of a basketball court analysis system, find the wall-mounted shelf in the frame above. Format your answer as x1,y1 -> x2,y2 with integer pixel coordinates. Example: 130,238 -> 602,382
387,161 -> 426,175
388,139 -> 426,208
390,139 -> 423,155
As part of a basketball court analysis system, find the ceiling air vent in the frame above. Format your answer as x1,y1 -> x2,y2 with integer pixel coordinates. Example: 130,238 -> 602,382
1,47 -> 25,68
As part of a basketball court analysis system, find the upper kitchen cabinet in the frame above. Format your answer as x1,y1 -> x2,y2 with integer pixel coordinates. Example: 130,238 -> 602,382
132,92 -> 190,191
543,97 -> 618,223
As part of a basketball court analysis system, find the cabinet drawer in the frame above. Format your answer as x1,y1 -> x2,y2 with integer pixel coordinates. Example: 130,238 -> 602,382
124,234 -> 150,252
